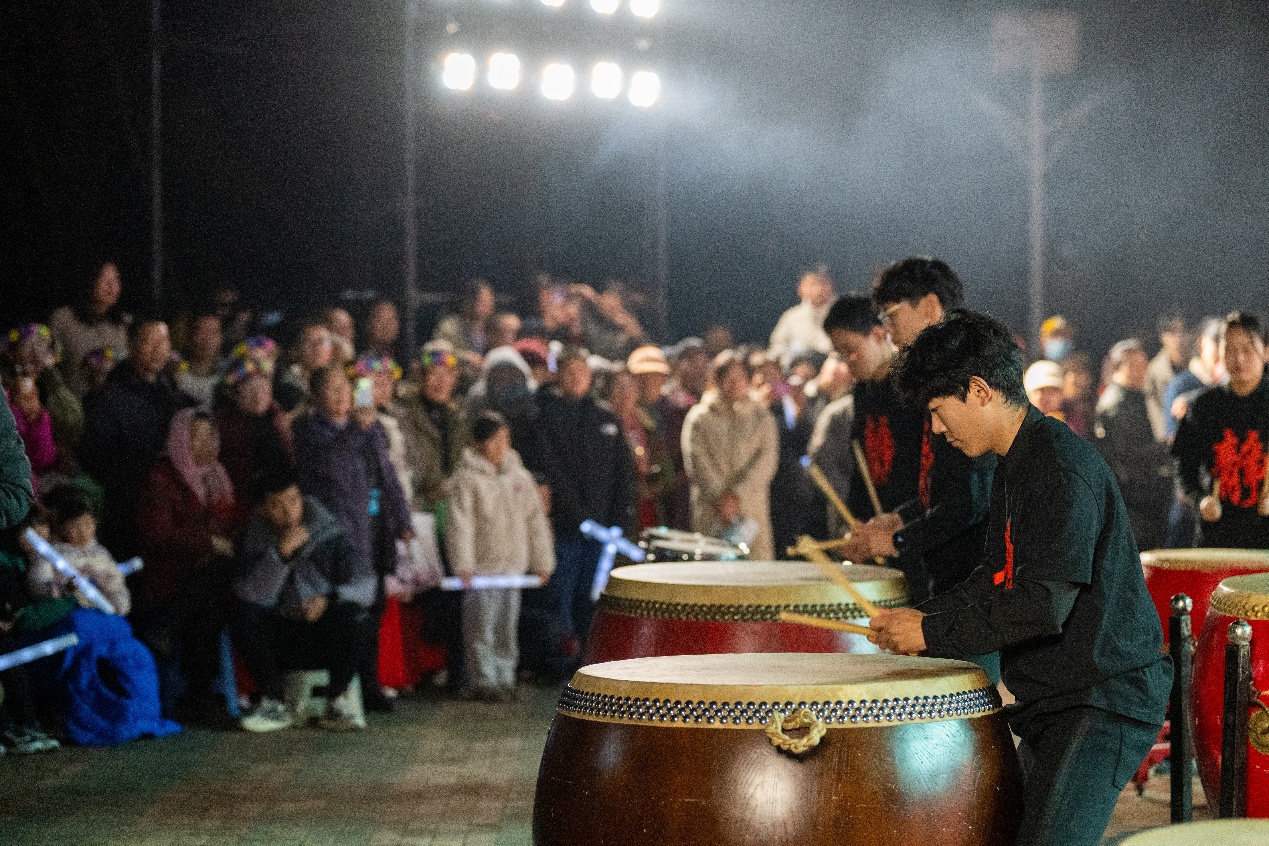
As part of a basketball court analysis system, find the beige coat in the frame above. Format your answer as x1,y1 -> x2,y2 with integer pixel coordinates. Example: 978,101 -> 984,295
445,447 -> 555,578
681,396 -> 780,560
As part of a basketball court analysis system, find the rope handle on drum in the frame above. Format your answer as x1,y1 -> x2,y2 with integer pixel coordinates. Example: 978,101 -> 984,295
1248,684 -> 1269,756
765,708 -> 827,756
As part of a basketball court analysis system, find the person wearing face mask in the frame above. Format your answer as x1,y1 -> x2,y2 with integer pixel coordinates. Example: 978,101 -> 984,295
1172,312 -> 1269,549
1039,315 -> 1075,364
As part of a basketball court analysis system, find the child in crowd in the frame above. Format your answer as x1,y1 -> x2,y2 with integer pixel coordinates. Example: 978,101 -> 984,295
29,484 -> 131,615
0,507 -> 70,753
445,411 -> 554,702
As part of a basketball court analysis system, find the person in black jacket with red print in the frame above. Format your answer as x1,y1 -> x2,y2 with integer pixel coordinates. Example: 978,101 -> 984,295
871,309 -> 1171,846
1171,311 -> 1269,549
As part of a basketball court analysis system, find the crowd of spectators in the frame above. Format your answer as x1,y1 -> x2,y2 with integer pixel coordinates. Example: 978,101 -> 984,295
0,256 -> 1265,752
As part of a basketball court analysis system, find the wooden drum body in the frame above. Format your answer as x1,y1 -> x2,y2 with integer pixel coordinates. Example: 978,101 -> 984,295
534,653 -> 1022,846
1140,548 -> 1269,642
1192,573 -> 1269,817
583,561 -> 909,664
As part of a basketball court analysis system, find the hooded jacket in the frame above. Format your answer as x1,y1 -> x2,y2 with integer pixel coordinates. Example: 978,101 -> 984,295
445,447 -> 555,578
234,496 -> 375,615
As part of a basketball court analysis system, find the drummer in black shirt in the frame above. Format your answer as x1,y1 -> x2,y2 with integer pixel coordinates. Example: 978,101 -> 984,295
871,309 -> 1171,846
1171,311 -> 1269,549
823,295 -> 931,600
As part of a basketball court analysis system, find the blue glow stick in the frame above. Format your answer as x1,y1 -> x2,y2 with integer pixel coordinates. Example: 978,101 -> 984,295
0,633 -> 79,672
23,528 -> 117,615
440,574 -> 544,591
117,558 -> 144,577
580,520 -> 646,601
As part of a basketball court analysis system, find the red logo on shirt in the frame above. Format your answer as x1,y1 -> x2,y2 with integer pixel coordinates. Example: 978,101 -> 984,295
1211,429 -> 1267,508
994,519 -> 1014,589
919,420 -> 935,511
863,415 -> 895,486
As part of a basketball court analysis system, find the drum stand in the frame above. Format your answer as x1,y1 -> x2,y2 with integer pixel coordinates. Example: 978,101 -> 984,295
1169,595 -> 1194,823
1219,618 -> 1252,818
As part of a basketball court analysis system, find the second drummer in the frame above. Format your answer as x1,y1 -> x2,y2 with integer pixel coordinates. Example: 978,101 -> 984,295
869,309 -> 1171,846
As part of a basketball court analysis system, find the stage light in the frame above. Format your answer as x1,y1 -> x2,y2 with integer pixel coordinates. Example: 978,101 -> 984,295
540,0 -> 566,6
590,0 -> 619,15
542,63 -> 576,100
488,52 -> 521,90
442,53 -> 477,91
627,70 -> 660,107
629,0 -> 659,18
591,62 -> 623,99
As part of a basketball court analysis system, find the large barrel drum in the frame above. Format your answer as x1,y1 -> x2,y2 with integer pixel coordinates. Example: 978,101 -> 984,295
1192,572 -> 1269,817
583,561 -> 908,664
534,652 -> 1021,846
1140,549 -> 1269,642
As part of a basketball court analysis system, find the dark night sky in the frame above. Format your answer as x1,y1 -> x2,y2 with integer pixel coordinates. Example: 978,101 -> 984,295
3,0 -> 1268,357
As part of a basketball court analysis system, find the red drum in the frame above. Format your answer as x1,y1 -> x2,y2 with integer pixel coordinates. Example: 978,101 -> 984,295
1140,549 -> 1269,642
1192,572 -> 1269,817
583,561 -> 909,664
534,652 -> 1021,846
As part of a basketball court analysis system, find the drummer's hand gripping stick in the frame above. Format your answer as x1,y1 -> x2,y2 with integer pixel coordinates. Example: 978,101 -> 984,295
807,463 -> 886,565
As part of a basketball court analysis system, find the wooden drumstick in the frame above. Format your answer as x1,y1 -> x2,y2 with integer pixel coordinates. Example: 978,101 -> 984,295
785,536 -> 854,556
808,464 -> 861,530
851,439 -> 885,519
807,465 -> 885,565
792,536 -> 883,619
778,611 -> 872,637
1260,455 -> 1269,517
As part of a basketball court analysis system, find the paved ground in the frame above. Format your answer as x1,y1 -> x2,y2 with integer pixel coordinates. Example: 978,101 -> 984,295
0,684 -> 1206,845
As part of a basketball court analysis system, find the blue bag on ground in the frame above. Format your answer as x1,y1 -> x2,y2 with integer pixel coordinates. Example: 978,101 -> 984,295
54,608 -> 182,745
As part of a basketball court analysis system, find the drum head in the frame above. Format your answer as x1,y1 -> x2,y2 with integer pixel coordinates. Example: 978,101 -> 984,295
562,653 -> 997,728
603,560 -> 909,609
1121,820 -> 1269,845
1140,548 -> 1269,571
1210,572 -> 1269,620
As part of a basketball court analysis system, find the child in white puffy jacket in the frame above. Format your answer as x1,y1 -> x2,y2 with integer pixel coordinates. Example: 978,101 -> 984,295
445,410 -> 554,701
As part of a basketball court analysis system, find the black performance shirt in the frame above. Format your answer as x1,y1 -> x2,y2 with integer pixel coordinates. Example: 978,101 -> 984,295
850,376 -> 994,596
920,406 -> 1171,731
1171,376 -> 1269,549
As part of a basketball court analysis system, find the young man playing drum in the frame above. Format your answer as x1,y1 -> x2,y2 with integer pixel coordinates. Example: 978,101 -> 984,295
869,309 -> 1171,846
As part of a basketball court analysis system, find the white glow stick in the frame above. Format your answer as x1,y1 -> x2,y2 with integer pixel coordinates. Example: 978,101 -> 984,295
117,558 -> 144,577
440,574 -> 544,591
0,633 -> 79,672
23,528 -> 117,614
580,520 -> 646,601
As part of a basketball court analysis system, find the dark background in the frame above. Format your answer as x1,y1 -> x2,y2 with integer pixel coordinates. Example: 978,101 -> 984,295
3,0 -> 1267,357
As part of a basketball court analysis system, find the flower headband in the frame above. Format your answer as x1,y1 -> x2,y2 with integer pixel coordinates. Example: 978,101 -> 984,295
349,355 -> 403,382
420,348 -> 458,370
84,346 -> 118,369
225,356 -> 274,386
4,324 -> 61,363
230,336 -> 278,363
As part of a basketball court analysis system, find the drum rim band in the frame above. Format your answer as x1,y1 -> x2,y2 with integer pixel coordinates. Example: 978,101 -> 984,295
597,594 -> 909,622
1210,576 -> 1269,620
1140,549 -> 1269,571
555,684 -> 1002,728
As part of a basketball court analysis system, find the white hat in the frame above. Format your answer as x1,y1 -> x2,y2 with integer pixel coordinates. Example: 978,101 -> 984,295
1023,360 -> 1064,393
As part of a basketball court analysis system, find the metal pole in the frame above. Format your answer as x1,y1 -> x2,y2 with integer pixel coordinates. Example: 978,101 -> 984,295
1027,68 -> 1045,355
1219,618 -> 1252,818
1169,593 -> 1193,823
150,0 -> 163,311
653,120 -> 669,341
403,0 -> 422,358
